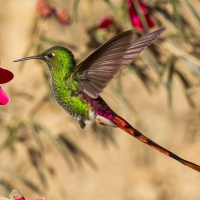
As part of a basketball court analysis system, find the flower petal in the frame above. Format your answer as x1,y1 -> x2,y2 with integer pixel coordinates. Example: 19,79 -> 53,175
127,0 -> 136,16
139,1 -> 149,14
54,8 -> 70,25
145,14 -> 156,28
98,17 -> 114,29
0,67 -> 14,84
127,0 -> 149,17
36,0 -> 53,18
131,14 -> 156,32
0,87 -> 10,105
131,15 -> 144,32
14,197 -> 25,200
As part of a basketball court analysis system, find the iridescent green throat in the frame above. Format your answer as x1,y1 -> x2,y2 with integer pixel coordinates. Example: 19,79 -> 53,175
49,50 -> 89,119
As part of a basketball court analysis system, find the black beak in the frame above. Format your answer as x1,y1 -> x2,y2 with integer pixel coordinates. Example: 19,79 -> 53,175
13,55 -> 41,62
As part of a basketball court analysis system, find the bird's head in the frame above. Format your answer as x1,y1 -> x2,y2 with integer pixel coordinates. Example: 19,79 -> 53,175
14,46 -> 76,73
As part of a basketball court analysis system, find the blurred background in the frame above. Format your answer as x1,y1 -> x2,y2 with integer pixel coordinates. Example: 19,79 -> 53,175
0,0 -> 200,199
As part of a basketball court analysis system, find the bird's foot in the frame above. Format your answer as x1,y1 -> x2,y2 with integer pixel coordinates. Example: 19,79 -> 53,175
78,120 -> 86,129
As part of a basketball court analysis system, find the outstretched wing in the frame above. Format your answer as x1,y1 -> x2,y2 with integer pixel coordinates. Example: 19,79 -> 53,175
74,28 -> 165,99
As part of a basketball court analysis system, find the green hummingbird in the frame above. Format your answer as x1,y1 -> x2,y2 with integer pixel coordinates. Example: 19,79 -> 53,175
14,28 -> 200,173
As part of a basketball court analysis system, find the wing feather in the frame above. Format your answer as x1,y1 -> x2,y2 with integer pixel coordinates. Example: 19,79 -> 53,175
75,28 -> 165,99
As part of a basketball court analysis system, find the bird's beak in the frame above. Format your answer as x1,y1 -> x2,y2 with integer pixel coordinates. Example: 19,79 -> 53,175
13,55 -> 41,62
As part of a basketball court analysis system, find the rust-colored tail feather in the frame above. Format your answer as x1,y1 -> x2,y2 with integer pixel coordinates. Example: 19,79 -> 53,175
112,115 -> 200,173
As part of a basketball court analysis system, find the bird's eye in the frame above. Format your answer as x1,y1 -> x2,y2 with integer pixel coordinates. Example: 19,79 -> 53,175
47,53 -> 53,58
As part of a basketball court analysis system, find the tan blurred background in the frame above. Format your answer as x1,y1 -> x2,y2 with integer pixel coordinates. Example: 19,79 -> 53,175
0,0 -> 200,200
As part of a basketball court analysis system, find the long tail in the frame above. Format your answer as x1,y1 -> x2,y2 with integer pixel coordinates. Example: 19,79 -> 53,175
111,114 -> 200,173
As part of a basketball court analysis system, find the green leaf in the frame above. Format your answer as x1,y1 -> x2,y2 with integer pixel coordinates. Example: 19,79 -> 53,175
26,147 -> 47,187
166,63 -> 174,108
108,84 -> 139,119
183,0 -> 200,22
128,65 -> 151,93
158,55 -> 176,87
0,180 -> 11,196
170,0 -> 185,39
32,121 -> 74,169
104,0 -> 119,17
0,166 -> 40,193
30,122 -> 44,155
185,83 -> 200,95
122,0 -> 132,29
142,49 -> 161,76
91,123 -> 116,145
180,57 -> 200,78
175,70 -> 195,107
116,73 -> 123,94
4,122 -> 24,151
73,0 -> 81,22
59,134 -> 97,169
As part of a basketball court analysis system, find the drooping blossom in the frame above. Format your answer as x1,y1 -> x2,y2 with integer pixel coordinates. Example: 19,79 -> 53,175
0,68 -> 13,84
0,60 -> 14,105
1,190 -> 45,200
9,190 -> 25,200
36,0 -> 70,25
131,14 -> 155,32
127,0 -> 156,32
36,0 -> 53,18
54,8 -> 70,25
98,17 -> 114,29
127,0 -> 148,16
0,88 -> 10,105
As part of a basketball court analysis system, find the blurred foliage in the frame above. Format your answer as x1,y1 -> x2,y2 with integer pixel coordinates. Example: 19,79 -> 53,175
0,0 -> 200,195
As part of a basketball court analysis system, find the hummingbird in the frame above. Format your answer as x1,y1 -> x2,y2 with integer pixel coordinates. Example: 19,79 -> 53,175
14,28 -> 200,173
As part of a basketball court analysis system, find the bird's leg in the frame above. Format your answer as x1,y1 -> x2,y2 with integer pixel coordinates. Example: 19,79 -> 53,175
78,120 -> 86,129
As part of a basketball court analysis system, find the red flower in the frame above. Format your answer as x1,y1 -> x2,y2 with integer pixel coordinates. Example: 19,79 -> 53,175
36,0 -> 53,18
0,67 -> 13,84
127,0 -> 148,16
127,0 -> 156,32
98,17 -> 114,29
0,61 -> 14,105
131,14 -> 156,32
54,8 -> 70,25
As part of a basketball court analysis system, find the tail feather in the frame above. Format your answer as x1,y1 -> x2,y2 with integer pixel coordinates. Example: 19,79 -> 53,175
111,115 -> 200,173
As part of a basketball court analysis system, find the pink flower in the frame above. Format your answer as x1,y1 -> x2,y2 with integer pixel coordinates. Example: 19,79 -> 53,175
0,88 -> 10,105
0,190 -> 45,200
127,0 -> 148,16
9,190 -> 25,200
54,8 -> 70,25
36,0 -> 53,18
131,14 -> 156,32
8,190 -> 45,200
127,0 -> 156,32
13,197 -> 25,200
139,1 -> 149,14
0,61 -> 14,105
98,17 -> 114,29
